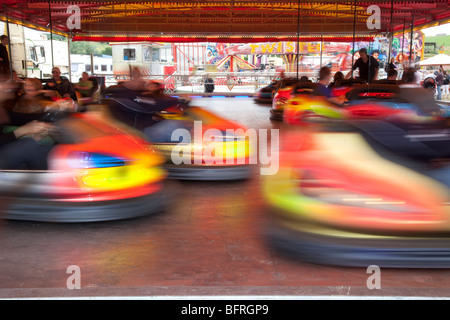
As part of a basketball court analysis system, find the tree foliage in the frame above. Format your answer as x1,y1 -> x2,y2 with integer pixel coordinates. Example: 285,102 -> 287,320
70,41 -> 112,56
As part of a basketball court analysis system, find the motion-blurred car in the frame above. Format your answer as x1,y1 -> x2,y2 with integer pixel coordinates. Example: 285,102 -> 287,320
0,111 -> 173,223
283,84 -> 447,125
330,78 -> 366,98
103,91 -> 253,180
270,78 -> 314,121
263,125 -> 450,267
253,79 -> 280,104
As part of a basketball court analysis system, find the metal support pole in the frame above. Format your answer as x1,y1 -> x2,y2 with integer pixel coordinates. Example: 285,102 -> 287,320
387,0 -> 394,66
5,11 -> 13,79
320,36 -> 323,68
401,17 -> 406,63
296,0 -> 300,79
48,1 -> 54,71
21,22 -> 28,77
90,53 -> 94,76
351,0 -> 357,80
67,36 -> 71,82
409,13 -> 415,66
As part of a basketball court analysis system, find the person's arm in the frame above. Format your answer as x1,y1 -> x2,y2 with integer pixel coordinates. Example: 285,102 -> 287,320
372,57 -> 380,81
75,81 -> 93,91
12,121 -> 55,140
0,120 -> 54,147
345,60 -> 359,79
374,67 -> 379,81
63,80 -> 77,100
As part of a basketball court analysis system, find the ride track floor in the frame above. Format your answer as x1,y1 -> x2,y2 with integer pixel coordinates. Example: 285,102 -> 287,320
0,98 -> 449,300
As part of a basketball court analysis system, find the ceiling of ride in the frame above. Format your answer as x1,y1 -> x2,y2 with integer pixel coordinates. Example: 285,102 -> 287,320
0,1 -> 449,42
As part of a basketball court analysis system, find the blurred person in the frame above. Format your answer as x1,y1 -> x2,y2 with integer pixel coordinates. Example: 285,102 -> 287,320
400,68 -> 442,116
314,67 -> 334,98
327,71 -> 344,89
372,50 -> 380,62
0,82 -> 55,170
435,69 -> 444,100
74,72 -> 94,98
387,57 -> 397,72
143,80 -> 166,98
401,68 -> 420,87
300,75 -> 310,82
314,67 -> 343,106
442,70 -> 449,99
422,75 -> 437,93
13,78 -> 55,114
414,69 -> 423,85
345,48 -> 379,83
204,74 -> 215,93
44,67 -> 77,101
0,35 -> 10,81
387,69 -> 398,81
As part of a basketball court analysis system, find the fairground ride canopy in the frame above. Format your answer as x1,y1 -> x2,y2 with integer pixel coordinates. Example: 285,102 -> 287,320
0,1 -> 449,43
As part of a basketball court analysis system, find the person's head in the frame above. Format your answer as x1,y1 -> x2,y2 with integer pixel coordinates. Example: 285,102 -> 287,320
0,35 -> 8,46
372,50 -> 379,60
51,67 -> 61,80
401,68 -> 416,84
81,72 -> 89,81
318,67 -> 331,84
358,48 -> 368,60
300,76 -> 309,82
333,71 -> 344,82
23,78 -> 43,95
387,69 -> 398,80
145,80 -> 163,95
390,57 -> 395,63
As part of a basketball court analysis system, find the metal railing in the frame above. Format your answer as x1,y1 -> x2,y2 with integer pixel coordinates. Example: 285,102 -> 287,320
131,72 -> 322,96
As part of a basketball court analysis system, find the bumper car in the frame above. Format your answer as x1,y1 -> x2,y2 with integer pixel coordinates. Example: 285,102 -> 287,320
270,78 -> 314,121
330,78 -> 367,98
254,80 -> 280,104
0,111 -> 173,223
283,84 -> 447,126
263,123 -> 450,268
103,90 -> 253,181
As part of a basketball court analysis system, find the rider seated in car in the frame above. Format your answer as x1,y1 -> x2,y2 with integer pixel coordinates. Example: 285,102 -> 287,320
314,67 -> 343,105
44,67 -> 78,101
0,82 -> 55,170
13,78 -> 54,114
74,72 -> 94,98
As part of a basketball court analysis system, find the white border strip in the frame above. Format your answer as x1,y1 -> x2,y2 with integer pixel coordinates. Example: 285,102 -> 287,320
3,295 -> 450,300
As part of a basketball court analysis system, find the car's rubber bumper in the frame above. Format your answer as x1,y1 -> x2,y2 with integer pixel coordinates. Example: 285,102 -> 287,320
254,97 -> 272,104
1,182 -> 176,223
270,109 -> 284,121
164,163 -> 253,180
266,221 -> 450,268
